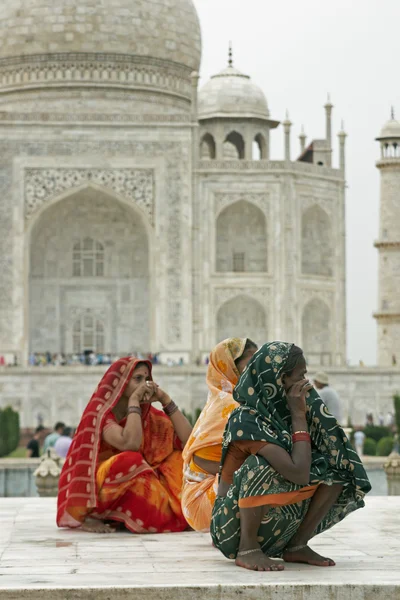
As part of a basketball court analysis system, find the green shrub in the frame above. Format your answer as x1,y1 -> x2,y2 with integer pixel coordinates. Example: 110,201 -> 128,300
0,409 -> 8,457
363,437 -> 377,456
363,425 -> 391,442
0,406 -> 20,457
376,436 -> 394,456
394,394 -> 400,432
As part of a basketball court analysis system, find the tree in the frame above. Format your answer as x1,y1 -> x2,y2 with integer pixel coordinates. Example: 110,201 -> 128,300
394,394 -> 400,432
0,406 -> 20,457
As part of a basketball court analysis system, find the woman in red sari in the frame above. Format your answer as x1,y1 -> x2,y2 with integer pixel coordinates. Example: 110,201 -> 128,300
57,357 -> 192,533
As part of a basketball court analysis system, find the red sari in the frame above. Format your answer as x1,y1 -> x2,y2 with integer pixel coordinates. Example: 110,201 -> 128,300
57,358 -> 187,533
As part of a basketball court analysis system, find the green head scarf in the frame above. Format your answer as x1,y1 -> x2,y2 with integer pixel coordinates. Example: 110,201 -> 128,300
221,341 -> 371,499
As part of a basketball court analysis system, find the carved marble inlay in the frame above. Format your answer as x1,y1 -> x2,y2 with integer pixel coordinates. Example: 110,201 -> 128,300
24,168 -> 154,223
214,192 -> 269,217
214,286 -> 269,309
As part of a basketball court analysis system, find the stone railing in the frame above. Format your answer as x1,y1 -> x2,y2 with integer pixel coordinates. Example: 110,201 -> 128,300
0,458 -> 40,497
197,159 -> 343,179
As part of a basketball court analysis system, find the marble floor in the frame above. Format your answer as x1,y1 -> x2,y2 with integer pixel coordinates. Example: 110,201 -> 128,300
0,497 -> 399,599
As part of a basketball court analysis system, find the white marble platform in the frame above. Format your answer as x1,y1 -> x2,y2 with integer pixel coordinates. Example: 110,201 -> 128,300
0,497 -> 399,599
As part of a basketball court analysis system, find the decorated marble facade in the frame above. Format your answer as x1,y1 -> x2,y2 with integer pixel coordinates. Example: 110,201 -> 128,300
0,0 -> 348,371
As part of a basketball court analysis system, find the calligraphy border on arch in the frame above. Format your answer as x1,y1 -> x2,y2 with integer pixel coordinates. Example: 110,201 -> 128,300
24,167 -> 155,224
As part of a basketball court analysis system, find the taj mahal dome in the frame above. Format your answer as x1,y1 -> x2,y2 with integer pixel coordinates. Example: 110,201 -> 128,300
0,0 -> 398,427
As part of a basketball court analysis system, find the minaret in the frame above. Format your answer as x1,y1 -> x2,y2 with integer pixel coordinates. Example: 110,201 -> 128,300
283,111 -> 292,161
324,94 -> 333,167
374,109 -> 400,366
338,121 -> 347,177
299,126 -> 306,154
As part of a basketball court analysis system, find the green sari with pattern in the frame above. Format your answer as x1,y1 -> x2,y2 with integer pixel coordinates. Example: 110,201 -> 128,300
210,342 -> 371,559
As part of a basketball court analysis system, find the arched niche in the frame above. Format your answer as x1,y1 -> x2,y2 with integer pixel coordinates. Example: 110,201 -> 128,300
200,133 -> 216,159
216,200 -> 267,272
302,298 -> 332,365
29,187 -> 150,356
301,204 -> 333,277
217,295 -> 268,347
223,131 -> 245,160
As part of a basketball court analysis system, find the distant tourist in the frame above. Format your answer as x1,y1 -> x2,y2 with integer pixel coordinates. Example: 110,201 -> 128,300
354,428 -> 366,457
386,411 -> 395,431
54,427 -> 74,459
57,357 -> 192,534
26,425 -> 45,458
211,342 -> 371,571
313,372 -> 343,423
182,338 -> 258,532
378,413 -> 385,426
43,421 -> 65,453
366,413 -> 374,427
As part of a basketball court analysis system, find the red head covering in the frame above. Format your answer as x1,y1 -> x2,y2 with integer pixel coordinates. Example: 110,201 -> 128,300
57,357 -> 152,528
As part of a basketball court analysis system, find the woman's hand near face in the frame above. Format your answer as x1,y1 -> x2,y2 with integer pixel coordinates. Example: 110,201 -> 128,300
286,379 -> 313,414
152,385 -> 172,407
129,381 -> 158,406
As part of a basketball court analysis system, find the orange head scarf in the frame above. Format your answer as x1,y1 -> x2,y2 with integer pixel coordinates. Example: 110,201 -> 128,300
182,338 -> 247,467
57,357 -> 153,528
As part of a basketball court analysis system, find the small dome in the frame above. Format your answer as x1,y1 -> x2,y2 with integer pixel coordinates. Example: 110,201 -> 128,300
198,65 -> 269,120
378,117 -> 400,140
0,0 -> 201,72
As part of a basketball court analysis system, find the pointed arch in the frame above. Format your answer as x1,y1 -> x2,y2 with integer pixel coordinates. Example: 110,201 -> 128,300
200,133 -> 216,159
28,186 -> 150,356
301,204 -> 333,276
223,131 -> 245,159
302,298 -> 332,365
216,200 -> 267,272
217,295 -> 267,346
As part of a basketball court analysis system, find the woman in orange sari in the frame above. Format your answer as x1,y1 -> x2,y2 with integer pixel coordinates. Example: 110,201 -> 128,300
57,357 -> 192,533
181,338 -> 257,531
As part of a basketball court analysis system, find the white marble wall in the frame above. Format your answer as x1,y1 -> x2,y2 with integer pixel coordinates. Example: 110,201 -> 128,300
195,164 -> 346,366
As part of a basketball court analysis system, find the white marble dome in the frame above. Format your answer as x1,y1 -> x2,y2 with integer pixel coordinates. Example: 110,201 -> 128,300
198,65 -> 269,120
0,0 -> 201,71
378,117 -> 400,140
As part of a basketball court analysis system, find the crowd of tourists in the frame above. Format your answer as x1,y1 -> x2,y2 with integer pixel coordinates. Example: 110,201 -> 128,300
54,338 -> 371,572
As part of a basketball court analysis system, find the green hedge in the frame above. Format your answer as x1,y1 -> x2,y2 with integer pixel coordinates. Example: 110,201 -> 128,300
0,406 -> 20,458
376,436 -> 394,456
363,437 -> 377,456
363,425 -> 392,442
394,394 -> 400,432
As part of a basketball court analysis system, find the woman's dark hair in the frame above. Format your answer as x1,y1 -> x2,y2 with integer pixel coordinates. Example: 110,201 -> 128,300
283,345 -> 304,376
234,339 -> 258,366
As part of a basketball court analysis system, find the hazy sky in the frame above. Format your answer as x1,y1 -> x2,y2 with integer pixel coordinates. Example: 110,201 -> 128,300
194,0 -> 400,366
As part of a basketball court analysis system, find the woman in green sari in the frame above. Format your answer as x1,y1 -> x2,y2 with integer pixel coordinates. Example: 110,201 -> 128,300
211,342 -> 371,572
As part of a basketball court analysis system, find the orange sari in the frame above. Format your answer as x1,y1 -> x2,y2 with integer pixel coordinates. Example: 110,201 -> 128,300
181,338 -> 246,531
57,357 -> 187,533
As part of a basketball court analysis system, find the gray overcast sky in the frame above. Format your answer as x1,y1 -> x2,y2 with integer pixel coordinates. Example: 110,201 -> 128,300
193,0 -> 400,366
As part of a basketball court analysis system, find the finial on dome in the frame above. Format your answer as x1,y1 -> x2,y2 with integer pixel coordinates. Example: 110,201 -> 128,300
228,41 -> 233,68
391,106 -> 395,120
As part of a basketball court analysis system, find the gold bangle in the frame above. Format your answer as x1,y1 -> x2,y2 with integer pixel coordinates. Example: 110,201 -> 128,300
293,430 -> 308,435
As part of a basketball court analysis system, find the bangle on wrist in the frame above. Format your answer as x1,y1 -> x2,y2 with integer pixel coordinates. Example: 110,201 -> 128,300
292,431 -> 311,444
163,400 -> 179,417
127,406 -> 142,417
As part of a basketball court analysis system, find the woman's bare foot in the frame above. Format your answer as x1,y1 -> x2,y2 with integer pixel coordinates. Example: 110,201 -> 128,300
283,545 -> 335,567
81,518 -> 116,534
236,548 -> 285,572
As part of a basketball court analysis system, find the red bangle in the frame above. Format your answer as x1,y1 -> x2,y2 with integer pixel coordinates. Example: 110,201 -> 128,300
292,432 -> 311,444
